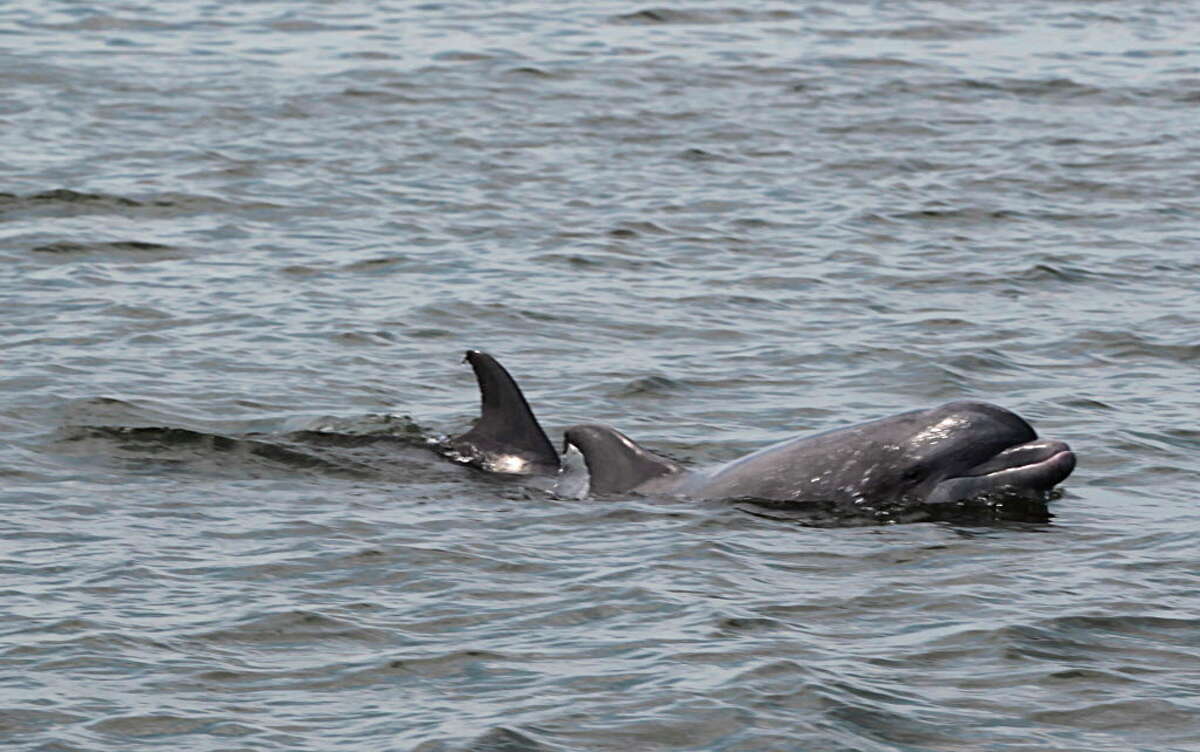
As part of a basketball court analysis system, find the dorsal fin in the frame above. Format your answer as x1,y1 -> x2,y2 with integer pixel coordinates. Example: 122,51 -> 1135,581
563,424 -> 683,495
449,350 -> 559,475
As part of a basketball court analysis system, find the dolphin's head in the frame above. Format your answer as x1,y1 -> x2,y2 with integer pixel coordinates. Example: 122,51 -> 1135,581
886,401 -> 1075,505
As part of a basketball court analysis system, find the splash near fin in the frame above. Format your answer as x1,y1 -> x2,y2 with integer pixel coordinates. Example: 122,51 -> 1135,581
448,350 -> 559,475
563,424 -> 683,495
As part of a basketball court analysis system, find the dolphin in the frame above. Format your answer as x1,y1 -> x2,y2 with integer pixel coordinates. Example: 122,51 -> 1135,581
562,401 -> 1075,505
445,350 -> 560,475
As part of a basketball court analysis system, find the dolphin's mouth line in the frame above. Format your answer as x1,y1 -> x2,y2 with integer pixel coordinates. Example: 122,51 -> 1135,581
959,450 -> 1073,480
952,440 -> 1075,484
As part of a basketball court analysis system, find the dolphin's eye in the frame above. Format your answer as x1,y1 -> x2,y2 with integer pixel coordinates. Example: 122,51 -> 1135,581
902,466 -> 927,483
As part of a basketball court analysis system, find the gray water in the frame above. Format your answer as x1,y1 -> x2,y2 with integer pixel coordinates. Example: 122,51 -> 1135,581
3,1 -> 1199,750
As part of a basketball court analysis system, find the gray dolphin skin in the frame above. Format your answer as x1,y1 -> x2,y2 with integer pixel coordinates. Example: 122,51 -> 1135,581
446,351 -> 1075,506
563,401 -> 1075,505
447,350 -> 559,475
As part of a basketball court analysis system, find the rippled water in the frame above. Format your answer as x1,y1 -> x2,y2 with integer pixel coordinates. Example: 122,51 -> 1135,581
3,1 -> 1199,750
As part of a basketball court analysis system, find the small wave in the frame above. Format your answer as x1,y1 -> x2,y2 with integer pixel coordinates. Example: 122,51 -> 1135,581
735,492 -> 1053,527
89,713 -> 213,738
192,609 -> 394,646
0,707 -> 86,737
31,240 -> 182,262
611,374 -> 691,398
51,424 -> 376,479
820,20 -> 1002,41
0,189 -> 281,219
611,8 -> 800,26
460,726 -> 562,752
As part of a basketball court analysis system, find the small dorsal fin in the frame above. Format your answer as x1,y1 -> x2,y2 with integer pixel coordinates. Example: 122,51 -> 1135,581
449,350 -> 559,475
563,424 -> 683,495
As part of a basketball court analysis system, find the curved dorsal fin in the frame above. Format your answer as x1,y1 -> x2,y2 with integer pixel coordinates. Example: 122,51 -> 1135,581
449,350 -> 559,475
563,424 -> 683,495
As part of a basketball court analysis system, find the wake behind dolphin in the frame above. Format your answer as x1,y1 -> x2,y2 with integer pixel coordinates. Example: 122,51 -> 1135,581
447,351 -> 1075,508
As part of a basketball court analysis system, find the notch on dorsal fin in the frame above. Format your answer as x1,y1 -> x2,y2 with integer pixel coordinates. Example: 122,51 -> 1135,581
448,350 -> 559,475
563,424 -> 683,495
